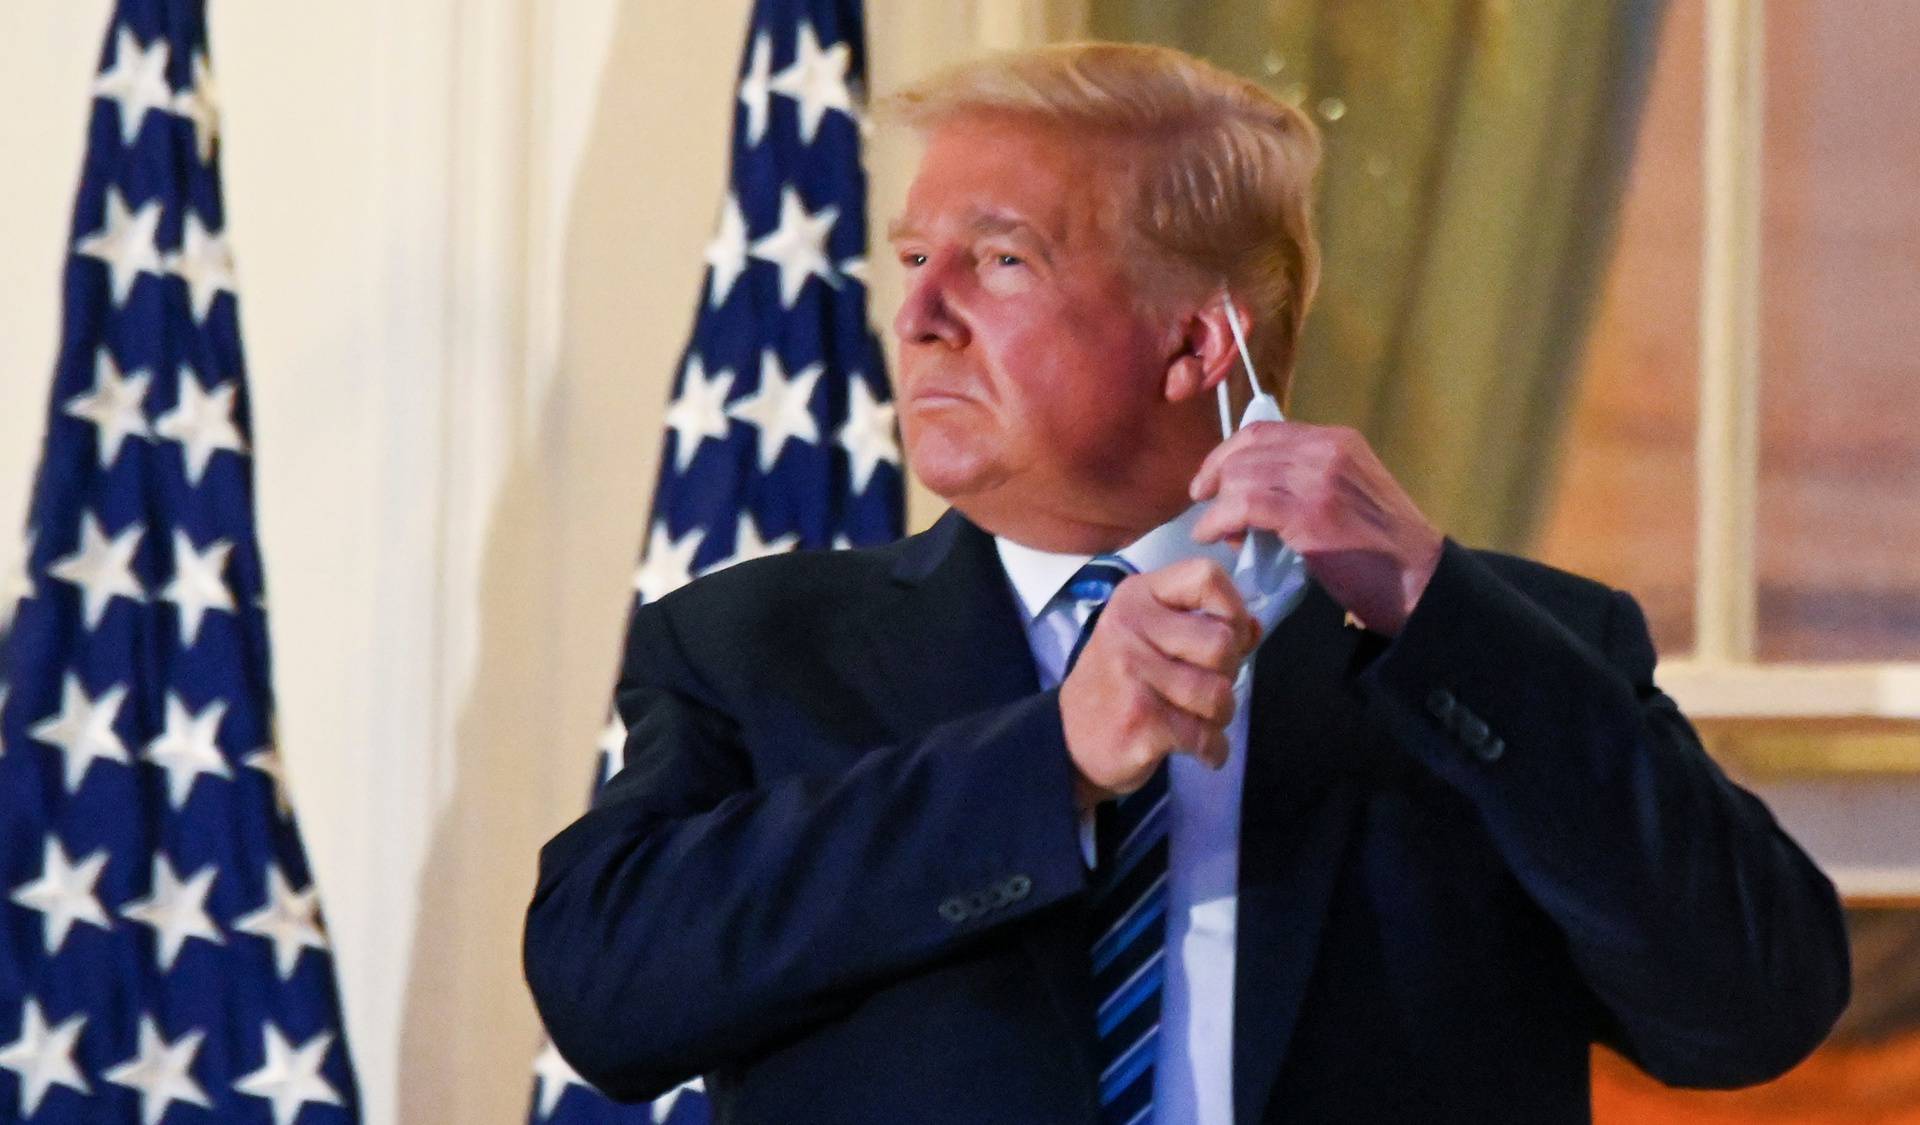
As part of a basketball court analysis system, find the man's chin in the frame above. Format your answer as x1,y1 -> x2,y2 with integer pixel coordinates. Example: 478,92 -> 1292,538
901,441 -> 1007,506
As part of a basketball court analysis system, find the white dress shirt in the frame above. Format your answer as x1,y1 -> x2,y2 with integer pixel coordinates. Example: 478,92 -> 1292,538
995,503 -> 1247,1125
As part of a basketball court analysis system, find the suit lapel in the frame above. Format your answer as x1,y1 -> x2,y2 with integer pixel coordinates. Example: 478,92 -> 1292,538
854,511 -> 1103,1102
854,510 -> 1043,735
1232,585 -> 1375,1125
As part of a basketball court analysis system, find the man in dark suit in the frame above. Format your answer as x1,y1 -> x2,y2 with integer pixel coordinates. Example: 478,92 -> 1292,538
524,42 -> 1848,1124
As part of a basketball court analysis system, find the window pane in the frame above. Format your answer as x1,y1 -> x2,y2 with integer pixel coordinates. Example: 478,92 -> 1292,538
1532,0 -> 1703,658
1756,0 -> 1920,661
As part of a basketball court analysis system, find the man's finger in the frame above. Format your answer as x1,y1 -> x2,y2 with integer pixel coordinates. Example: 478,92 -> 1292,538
1157,712 -> 1229,771
1144,557 -> 1245,622
1139,599 -> 1258,674
1190,482 -> 1297,546
1191,728 -> 1230,770
1147,659 -> 1237,728
1189,419 -> 1305,500
1153,706 -> 1212,769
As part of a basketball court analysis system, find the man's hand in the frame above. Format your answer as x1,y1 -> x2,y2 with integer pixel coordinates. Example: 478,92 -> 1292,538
1059,559 -> 1261,810
1189,422 -> 1444,636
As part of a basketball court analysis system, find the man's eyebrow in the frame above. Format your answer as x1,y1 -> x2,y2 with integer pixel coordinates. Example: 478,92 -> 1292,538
966,213 -> 1029,237
968,212 -> 1056,266
885,211 -> 1052,250
966,211 -> 1053,247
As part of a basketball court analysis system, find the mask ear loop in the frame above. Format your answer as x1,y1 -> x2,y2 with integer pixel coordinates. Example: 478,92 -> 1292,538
1216,291 -> 1265,440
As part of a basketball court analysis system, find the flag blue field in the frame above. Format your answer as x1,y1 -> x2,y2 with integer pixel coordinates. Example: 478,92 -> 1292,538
0,2 -> 362,1121
526,1 -> 902,1121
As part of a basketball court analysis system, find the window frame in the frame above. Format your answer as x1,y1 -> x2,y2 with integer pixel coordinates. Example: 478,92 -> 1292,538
1659,0 -> 1920,773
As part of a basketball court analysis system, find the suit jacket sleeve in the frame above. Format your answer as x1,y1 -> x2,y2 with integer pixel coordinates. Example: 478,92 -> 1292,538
522,593 -> 1089,1103
1359,540 -> 1850,1088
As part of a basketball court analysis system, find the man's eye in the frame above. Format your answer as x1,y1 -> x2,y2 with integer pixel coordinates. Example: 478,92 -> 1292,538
994,253 -> 1024,267
900,252 -> 928,268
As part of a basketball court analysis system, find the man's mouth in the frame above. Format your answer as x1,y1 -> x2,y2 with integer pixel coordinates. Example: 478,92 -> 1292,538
906,385 -> 976,407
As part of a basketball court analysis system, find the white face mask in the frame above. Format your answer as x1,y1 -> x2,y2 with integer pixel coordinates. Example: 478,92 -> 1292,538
1216,295 -> 1310,661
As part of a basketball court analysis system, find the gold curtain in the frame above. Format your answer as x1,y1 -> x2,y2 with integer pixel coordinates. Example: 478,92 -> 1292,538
1086,0 -> 1668,550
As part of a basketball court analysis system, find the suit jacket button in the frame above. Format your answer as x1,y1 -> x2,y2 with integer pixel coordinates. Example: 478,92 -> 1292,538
1426,689 -> 1457,721
1457,712 -> 1491,749
938,897 -> 969,923
1473,736 -> 1506,763
1005,875 -> 1031,900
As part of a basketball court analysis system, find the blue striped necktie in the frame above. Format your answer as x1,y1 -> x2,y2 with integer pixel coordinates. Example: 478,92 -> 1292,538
1059,557 -> 1167,1124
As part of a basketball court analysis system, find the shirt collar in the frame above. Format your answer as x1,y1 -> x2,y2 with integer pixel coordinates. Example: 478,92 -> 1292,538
993,503 -> 1238,623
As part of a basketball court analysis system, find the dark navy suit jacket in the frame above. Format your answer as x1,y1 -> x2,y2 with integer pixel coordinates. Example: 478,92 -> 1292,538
524,510 -> 1849,1124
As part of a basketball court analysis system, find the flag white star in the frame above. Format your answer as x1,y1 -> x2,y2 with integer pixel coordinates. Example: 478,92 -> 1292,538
143,693 -> 232,809
161,530 -> 237,645
704,193 -> 750,308
47,512 -> 145,629
104,1018 -> 213,1125
9,837 -> 111,955
167,210 -> 236,324
838,375 -> 899,494
767,22 -> 854,143
29,674 -> 131,793
233,1025 -> 343,1125
63,349 -> 152,468
171,53 -> 219,163
245,746 -> 294,819
707,513 -> 799,576
748,186 -> 839,308
0,999 -> 89,1116
532,1038 -> 592,1119
93,26 -> 173,145
663,356 -> 735,473
1,531 -> 35,635
154,366 -> 248,485
597,712 -> 626,786
120,855 -> 224,971
837,255 -> 868,286
653,1076 -> 707,1123
75,187 -> 164,307
727,350 -> 824,471
234,866 -> 329,980
736,32 -> 773,146
632,522 -> 705,605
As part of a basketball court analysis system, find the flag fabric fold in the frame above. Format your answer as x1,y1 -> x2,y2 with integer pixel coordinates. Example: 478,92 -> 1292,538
0,2 -> 363,1121
527,1 -> 900,1121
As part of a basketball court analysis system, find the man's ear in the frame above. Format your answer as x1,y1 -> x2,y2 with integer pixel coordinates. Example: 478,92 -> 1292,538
1162,296 -> 1246,404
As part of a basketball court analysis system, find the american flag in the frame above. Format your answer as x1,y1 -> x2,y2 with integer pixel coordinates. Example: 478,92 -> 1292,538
525,0 -> 901,1122
0,2 -> 362,1121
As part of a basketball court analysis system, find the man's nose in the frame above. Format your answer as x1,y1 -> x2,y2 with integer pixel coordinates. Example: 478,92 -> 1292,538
893,261 -> 969,350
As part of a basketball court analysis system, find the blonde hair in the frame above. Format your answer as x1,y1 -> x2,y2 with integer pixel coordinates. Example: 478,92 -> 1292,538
887,42 -> 1323,398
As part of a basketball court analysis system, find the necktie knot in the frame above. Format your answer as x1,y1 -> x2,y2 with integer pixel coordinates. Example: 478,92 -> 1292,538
1060,556 -> 1136,676
1062,555 -> 1135,610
